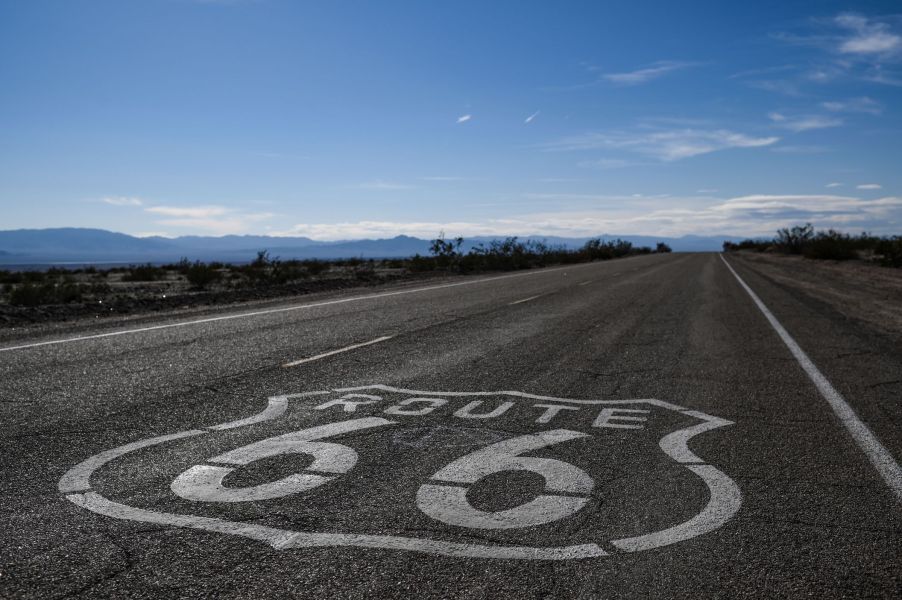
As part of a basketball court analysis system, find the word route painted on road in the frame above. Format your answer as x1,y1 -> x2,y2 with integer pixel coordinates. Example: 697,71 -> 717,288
60,385 -> 741,560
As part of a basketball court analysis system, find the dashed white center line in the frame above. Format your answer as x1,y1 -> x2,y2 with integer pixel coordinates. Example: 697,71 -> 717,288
578,280 -> 594,286
282,335 -> 394,368
509,294 -> 545,305
720,254 -> 902,503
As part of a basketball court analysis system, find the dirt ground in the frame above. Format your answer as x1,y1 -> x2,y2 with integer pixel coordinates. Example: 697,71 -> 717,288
730,251 -> 902,340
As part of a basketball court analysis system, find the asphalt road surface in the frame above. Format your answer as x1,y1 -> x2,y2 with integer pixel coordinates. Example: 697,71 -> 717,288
1,253 -> 900,598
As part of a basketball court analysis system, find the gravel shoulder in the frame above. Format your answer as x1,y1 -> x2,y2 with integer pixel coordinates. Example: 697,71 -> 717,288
729,251 -> 902,342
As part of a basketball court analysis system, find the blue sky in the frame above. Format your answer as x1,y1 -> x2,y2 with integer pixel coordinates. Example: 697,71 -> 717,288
1,0 -> 901,239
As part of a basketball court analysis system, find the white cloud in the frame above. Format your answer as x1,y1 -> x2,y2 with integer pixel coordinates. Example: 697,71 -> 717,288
525,111 -> 540,124
825,182 -> 843,188
143,204 -> 274,234
697,188 -> 719,193
768,113 -> 842,132
822,96 -> 883,114
456,114 -> 472,123
603,61 -> 697,85
274,193 -> 902,239
133,231 -> 172,238
857,183 -> 882,190
835,14 -> 902,55
546,128 -> 779,161
145,205 -> 230,218
102,196 -> 143,207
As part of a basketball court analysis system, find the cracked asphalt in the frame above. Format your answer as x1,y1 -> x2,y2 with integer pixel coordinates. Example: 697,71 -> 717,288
0,253 -> 900,598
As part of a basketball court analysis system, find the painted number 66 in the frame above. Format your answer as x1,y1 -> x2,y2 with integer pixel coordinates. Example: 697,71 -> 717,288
171,418 -> 594,530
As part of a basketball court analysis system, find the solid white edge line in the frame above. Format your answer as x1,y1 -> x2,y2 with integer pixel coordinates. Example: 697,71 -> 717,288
282,336 -> 394,368
0,262 -> 600,353
720,254 -> 902,502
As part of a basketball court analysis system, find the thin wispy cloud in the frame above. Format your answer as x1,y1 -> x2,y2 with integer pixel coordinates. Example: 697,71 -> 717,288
770,14 -> 902,89
603,60 -> 698,85
857,183 -> 882,190
102,196 -> 143,207
456,114 -> 472,124
826,182 -> 843,188
822,96 -> 882,115
546,127 -> 779,161
767,112 -> 842,132
525,111 -> 540,124
835,14 -> 902,56
145,205 -> 230,218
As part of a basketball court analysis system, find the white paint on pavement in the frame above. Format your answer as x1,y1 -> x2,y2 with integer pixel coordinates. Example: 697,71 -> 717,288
282,336 -> 394,367
67,491 -> 608,560
61,385 -> 740,560
172,417 -> 394,503
611,464 -> 741,552
58,429 -> 206,493
721,254 -> 902,502
509,294 -> 545,305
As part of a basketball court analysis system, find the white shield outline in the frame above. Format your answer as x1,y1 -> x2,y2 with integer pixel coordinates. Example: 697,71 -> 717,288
59,384 -> 741,561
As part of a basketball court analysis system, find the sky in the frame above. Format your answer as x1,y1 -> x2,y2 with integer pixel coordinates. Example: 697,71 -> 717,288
1,0 -> 901,240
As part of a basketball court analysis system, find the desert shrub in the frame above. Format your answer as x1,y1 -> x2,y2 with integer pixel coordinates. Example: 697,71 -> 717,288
802,230 -> 857,261
22,271 -> 46,283
302,260 -> 329,277
775,223 -> 814,254
408,254 -> 437,272
656,243 -> 672,253
582,238 -> 634,261
875,237 -> 902,267
271,260 -> 309,284
723,239 -> 771,252
0,270 -> 22,284
122,264 -> 164,282
9,282 -> 84,306
185,261 -> 221,289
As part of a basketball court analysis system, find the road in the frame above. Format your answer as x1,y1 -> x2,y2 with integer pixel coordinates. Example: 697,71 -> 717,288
1,253 -> 900,598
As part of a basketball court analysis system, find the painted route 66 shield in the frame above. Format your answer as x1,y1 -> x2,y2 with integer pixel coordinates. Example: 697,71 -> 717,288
60,385 -> 741,560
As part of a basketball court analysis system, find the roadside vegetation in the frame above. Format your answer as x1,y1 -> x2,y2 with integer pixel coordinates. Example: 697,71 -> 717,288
723,224 -> 902,268
0,236 -> 668,321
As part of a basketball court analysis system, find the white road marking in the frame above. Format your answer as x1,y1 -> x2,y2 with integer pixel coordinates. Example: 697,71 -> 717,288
611,464 -> 741,552
509,294 -> 545,305
282,335 -> 394,367
172,417 -> 394,503
578,280 -> 594,286
721,254 -> 902,502
0,262 -> 599,353
68,492 -> 608,559
61,386 -> 739,560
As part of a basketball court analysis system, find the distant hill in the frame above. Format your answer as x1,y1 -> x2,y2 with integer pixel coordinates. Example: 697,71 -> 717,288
0,227 -> 741,266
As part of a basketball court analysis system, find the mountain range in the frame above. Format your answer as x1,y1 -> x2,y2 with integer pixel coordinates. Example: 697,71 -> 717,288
0,228 -> 744,266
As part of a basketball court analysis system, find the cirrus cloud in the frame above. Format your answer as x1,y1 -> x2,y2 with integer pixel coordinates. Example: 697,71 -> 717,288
545,127 -> 779,161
